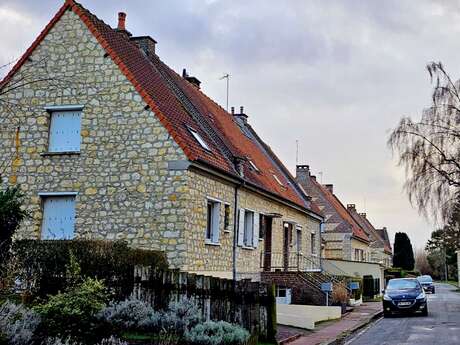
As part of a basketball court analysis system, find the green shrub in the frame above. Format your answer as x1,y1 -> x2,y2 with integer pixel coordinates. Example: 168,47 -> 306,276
12,240 -> 168,299
0,300 -> 40,345
185,321 -> 250,345
34,277 -> 109,343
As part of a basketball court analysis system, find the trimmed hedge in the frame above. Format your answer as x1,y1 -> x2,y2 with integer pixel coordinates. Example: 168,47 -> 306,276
11,240 -> 168,300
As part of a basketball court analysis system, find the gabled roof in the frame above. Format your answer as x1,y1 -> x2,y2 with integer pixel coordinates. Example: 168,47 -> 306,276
348,207 -> 392,254
376,227 -> 393,255
295,167 -> 369,242
1,0 -> 322,217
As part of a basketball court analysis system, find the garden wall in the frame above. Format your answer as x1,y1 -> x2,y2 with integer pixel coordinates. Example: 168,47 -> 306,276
132,267 -> 276,341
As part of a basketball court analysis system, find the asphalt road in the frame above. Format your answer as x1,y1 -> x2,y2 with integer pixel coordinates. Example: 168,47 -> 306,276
347,283 -> 460,345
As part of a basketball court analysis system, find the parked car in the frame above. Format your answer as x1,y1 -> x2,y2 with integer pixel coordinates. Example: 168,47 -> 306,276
383,278 -> 428,317
417,275 -> 435,294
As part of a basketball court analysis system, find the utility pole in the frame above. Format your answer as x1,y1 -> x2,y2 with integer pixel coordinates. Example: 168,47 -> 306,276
220,73 -> 230,112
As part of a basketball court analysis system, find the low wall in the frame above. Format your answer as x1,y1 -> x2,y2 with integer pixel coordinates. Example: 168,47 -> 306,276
277,304 -> 341,330
323,259 -> 385,294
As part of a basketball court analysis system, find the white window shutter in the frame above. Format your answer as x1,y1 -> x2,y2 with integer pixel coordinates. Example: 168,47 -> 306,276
253,212 -> 260,248
238,209 -> 245,246
49,110 -> 81,152
211,202 -> 220,243
41,196 -> 76,240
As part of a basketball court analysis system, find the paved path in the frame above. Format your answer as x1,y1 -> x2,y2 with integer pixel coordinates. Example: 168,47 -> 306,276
347,283 -> 460,345
288,302 -> 382,345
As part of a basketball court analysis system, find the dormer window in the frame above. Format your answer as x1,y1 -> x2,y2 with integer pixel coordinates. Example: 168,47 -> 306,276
188,127 -> 211,151
273,174 -> 284,186
248,160 -> 259,172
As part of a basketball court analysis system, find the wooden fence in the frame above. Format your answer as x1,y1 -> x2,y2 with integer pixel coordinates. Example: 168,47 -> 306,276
132,267 -> 276,341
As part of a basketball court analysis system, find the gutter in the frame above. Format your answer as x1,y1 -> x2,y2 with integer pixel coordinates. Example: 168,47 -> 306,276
190,160 -> 324,222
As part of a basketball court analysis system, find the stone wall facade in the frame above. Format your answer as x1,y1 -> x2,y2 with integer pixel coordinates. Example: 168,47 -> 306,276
0,9 -> 322,279
184,169 -> 322,279
0,10 -> 189,267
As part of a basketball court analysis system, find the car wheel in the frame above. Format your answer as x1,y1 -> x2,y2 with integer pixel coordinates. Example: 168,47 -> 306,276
421,307 -> 428,316
432,288 -> 435,294
384,311 -> 391,318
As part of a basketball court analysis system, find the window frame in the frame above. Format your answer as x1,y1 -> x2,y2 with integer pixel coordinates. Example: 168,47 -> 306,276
243,210 -> 255,247
223,203 -> 231,232
205,197 -> 221,245
40,192 -> 77,240
188,126 -> 211,151
45,105 -> 83,154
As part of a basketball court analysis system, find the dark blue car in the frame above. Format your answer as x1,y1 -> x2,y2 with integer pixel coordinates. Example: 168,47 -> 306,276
383,278 -> 428,317
417,275 -> 435,294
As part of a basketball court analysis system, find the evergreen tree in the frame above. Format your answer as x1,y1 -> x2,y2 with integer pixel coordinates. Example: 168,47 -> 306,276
393,232 -> 415,270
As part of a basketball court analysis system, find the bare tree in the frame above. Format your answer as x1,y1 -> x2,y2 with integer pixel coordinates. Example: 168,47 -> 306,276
414,248 -> 433,276
389,62 -> 460,222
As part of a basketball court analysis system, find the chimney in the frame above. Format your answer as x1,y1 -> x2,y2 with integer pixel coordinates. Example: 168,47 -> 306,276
117,12 -> 132,36
131,36 -> 157,56
359,212 -> 367,218
182,68 -> 201,89
233,106 -> 248,125
347,204 -> 356,212
311,175 -> 316,181
324,184 -> 333,194
296,165 -> 310,179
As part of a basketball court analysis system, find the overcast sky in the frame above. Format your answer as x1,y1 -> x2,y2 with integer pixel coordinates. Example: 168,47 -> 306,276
3,0 -> 460,249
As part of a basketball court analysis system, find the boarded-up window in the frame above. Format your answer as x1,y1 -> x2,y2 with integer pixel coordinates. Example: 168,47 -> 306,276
41,195 -> 76,240
48,110 -> 81,152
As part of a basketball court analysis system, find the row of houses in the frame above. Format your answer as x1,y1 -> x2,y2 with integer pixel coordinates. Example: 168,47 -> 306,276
0,0 -> 392,303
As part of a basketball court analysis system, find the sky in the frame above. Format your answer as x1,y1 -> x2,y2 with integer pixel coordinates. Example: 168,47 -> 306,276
2,0 -> 460,249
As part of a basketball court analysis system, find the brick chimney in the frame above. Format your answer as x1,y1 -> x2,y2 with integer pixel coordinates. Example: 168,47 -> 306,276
324,184 -> 333,194
117,12 -> 132,36
347,204 -> 356,212
233,106 -> 248,125
359,212 -> 367,218
182,69 -> 201,89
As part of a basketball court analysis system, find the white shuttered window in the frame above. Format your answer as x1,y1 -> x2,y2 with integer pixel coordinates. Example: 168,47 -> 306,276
41,196 -> 76,240
48,110 -> 81,152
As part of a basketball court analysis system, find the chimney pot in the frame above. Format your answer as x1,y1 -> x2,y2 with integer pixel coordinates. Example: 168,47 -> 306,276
231,106 -> 235,114
359,212 -> 367,218
347,204 -> 356,211
240,106 -> 244,114
118,12 -> 126,31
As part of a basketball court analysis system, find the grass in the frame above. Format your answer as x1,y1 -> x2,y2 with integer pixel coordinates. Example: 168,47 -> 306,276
438,280 -> 459,288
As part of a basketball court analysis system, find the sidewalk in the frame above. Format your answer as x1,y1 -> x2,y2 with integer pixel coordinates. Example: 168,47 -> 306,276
284,302 -> 382,345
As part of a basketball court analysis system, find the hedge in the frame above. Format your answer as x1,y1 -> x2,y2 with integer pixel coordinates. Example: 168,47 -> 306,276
11,239 -> 168,300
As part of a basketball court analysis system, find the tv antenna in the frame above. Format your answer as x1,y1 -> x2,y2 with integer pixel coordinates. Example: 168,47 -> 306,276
220,73 -> 230,111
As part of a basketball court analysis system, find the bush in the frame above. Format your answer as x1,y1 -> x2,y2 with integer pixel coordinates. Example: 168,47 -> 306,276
11,240 -> 168,299
161,298 -> 201,336
43,336 -> 128,345
98,296 -> 161,332
34,277 -> 109,343
185,321 -> 250,345
0,300 -> 40,345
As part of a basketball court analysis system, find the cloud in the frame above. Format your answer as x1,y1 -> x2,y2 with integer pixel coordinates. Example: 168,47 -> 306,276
2,0 -> 457,248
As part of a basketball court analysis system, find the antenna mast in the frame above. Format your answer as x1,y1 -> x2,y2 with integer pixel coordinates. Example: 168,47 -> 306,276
296,140 -> 299,165
220,73 -> 230,111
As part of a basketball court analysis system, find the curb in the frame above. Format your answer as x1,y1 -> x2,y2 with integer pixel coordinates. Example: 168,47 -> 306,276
320,310 -> 383,345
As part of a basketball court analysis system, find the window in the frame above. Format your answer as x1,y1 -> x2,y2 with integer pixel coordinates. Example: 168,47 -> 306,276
237,209 -> 259,248
41,195 -> 76,240
48,109 -> 82,152
224,204 -> 230,231
311,233 -> 317,255
248,160 -> 259,172
244,211 -> 254,246
296,226 -> 302,253
354,249 -> 364,261
188,127 -> 211,151
206,199 -> 220,244
273,174 -> 284,186
259,214 -> 266,240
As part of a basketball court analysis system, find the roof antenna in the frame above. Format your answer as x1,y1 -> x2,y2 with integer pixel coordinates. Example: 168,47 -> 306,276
220,73 -> 230,112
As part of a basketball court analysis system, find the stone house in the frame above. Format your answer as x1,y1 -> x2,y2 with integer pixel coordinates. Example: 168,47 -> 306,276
347,205 -> 393,268
295,165 -> 370,261
0,0 -> 323,281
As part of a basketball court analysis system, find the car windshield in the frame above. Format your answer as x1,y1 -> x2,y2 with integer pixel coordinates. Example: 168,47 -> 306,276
386,279 -> 419,290
417,276 -> 432,283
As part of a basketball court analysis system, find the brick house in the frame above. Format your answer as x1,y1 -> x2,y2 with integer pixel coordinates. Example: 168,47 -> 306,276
0,0 -> 323,281
295,165 -> 370,261
347,205 -> 393,267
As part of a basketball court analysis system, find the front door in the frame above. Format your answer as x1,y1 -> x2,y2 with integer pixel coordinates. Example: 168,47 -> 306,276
283,223 -> 292,271
263,216 -> 273,271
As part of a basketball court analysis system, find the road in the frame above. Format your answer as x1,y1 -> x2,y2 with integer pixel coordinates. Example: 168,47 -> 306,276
347,283 -> 460,345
